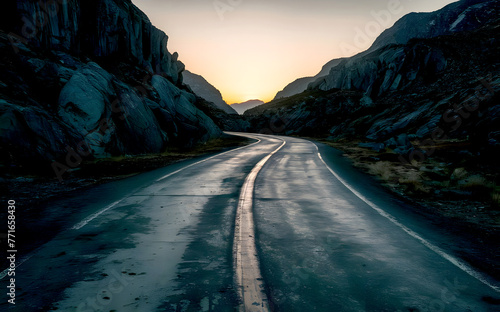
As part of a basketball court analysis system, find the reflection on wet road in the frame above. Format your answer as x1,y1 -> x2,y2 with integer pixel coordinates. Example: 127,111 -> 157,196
1,133 -> 499,311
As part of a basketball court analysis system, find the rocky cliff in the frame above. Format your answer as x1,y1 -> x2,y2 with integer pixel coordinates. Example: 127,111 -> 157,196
311,0 -> 500,96
368,0 -> 500,53
274,58 -> 345,100
246,1 -> 500,162
312,43 -> 448,98
182,70 -> 238,115
0,0 -> 223,177
11,0 -> 184,81
272,0 -> 495,101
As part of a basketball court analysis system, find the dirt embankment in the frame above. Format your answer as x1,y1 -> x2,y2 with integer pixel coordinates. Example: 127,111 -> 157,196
317,139 -> 500,280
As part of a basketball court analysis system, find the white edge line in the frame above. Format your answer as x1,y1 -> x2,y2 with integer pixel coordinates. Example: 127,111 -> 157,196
1,134 -> 263,280
0,252 -> 36,280
76,134 -> 262,230
314,143 -> 500,293
71,199 -> 123,230
156,135 -> 262,182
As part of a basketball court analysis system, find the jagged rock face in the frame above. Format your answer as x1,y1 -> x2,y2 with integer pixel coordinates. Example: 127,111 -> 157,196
368,0 -> 500,53
314,44 -> 447,98
182,70 -> 237,115
151,75 -> 221,146
0,0 -> 224,174
13,0 -> 184,83
285,2 -> 495,103
274,58 -> 345,100
310,0 -> 500,98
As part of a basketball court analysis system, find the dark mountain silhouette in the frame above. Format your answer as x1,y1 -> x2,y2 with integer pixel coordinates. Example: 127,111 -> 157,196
277,0 -> 499,100
231,100 -> 265,115
182,70 -> 238,115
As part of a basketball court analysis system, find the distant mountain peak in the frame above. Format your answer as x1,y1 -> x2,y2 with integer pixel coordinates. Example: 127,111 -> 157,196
230,99 -> 265,115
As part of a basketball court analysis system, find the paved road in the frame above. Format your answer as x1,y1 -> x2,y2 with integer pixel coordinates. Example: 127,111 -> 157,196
1,133 -> 499,311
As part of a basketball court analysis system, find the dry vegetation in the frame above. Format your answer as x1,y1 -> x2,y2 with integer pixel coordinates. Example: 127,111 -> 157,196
321,140 -> 500,229
319,138 -> 500,279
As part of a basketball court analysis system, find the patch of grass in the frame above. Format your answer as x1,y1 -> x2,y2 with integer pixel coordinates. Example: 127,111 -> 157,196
458,174 -> 495,196
398,170 -> 430,194
451,167 -> 469,181
366,161 -> 395,181
491,192 -> 500,209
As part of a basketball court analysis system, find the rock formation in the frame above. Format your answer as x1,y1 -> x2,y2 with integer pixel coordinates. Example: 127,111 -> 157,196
311,0 -> 500,97
274,58 -> 345,100
275,0 -> 499,101
0,0 -> 224,177
182,70 -> 238,115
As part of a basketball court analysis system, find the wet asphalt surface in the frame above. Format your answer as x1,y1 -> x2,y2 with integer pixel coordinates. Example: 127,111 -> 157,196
1,133 -> 499,311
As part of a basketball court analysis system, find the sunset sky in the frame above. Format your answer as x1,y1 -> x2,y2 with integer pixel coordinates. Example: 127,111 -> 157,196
132,0 -> 457,104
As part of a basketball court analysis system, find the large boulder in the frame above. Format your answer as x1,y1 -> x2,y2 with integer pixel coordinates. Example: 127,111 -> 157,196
112,81 -> 166,154
58,63 -> 114,133
58,63 -> 168,157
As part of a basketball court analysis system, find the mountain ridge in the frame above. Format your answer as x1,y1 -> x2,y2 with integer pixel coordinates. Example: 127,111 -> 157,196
275,0 -> 497,100
309,0 -> 499,93
182,70 -> 238,115
274,58 -> 345,100
231,99 -> 265,115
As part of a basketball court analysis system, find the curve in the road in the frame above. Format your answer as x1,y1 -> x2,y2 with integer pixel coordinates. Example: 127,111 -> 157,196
71,135 -> 262,231
234,135 -> 286,312
1,135 -> 264,282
